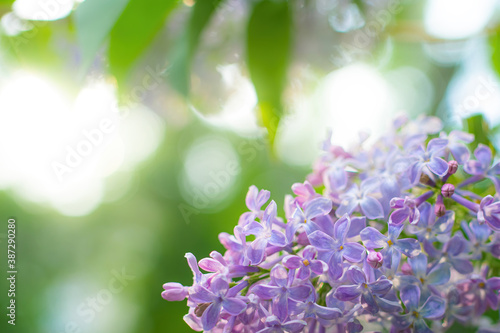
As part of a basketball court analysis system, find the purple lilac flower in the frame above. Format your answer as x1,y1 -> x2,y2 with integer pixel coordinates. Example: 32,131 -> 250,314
239,185 -> 271,226
440,130 -> 474,164
308,214 -> 366,280
334,266 -> 393,314
457,267 -> 500,315
424,234 -> 473,274
190,277 -> 247,330
406,202 -> 454,243
407,138 -> 450,185
464,144 -> 500,190
336,178 -> 384,219
282,245 -> 326,280
477,195 -> 500,231
398,253 -> 451,299
244,201 -> 287,265
161,116 -> 500,332
393,284 -> 446,333
462,219 -> 494,259
361,223 -> 420,271
251,265 -> 312,321
286,196 -> 332,240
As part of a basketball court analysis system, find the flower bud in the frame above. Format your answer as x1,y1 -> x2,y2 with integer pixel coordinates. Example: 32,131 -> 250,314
367,251 -> 383,269
435,202 -> 446,217
441,183 -> 455,198
162,282 -> 188,301
448,160 -> 458,175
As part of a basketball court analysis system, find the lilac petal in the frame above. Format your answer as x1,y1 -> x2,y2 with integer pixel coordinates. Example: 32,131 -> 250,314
360,227 -> 387,249
347,216 -> 366,238
388,223 -> 404,239
302,245 -> 317,260
487,277 -> 500,290
475,144 -> 492,167
256,188 -> 271,209
360,196 -> 384,219
328,252 -> 343,280
395,238 -> 420,257
244,221 -> 265,236
393,314 -> 412,329
389,208 -> 409,225
361,291 -> 379,314
400,284 -> 420,311
282,320 -> 307,333
446,235 -> 468,256
201,302 -> 222,331
305,197 -> 332,219
289,285 -> 312,301
308,230 -> 335,251
296,266 -> 310,280
449,258 -> 473,274
309,260 -> 325,275
252,285 -> 280,299
427,156 -> 449,177
247,238 -> 267,265
409,162 -> 424,185
420,295 -> 446,319
408,254 -> 427,277
342,242 -> 366,262
413,318 -> 433,333
427,138 -> 448,154
191,285 -> 216,303
313,303 -> 342,320
418,202 -> 431,227
334,285 -> 361,301
450,144 -> 470,164
471,219 -> 492,243
222,297 -> 247,315
486,290 -> 498,309
274,293 -> 288,321
162,283 -> 187,301
465,160 -> 486,175
427,263 -> 451,285
336,195 -> 358,217
390,197 -> 406,209
199,258 -> 224,273
269,230 -> 287,247
346,266 -> 366,285
185,252 -> 202,283
262,201 -> 277,229
326,165 -> 347,190
484,213 -> 500,231
369,278 -> 392,296
376,295 -> 403,313
211,277 -> 229,295
334,214 -> 350,243
245,185 -> 259,210
450,130 -> 474,143
282,255 -> 302,269
271,265 -> 289,287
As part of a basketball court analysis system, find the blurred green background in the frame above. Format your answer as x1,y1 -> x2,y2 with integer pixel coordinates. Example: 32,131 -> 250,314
0,0 -> 500,332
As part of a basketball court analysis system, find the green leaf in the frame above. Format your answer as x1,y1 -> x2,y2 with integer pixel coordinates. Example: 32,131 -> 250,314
490,29 -> 500,77
246,0 -> 292,146
74,0 -> 130,70
108,0 -> 179,83
463,113 -> 494,153
168,0 -> 224,96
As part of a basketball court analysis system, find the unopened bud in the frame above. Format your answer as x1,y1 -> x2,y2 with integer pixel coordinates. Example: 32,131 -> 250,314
448,160 -> 458,175
162,282 -> 188,301
441,183 -> 455,198
435,202 -> 446,217
367,251 -> 383,269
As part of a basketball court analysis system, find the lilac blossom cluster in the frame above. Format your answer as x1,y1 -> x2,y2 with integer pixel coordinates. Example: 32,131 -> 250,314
162,115 -> 500,332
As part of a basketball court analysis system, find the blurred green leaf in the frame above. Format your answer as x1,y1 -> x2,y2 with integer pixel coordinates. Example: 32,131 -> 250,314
246,0 -> 291,146
490,29 -> 500,77
463,113 -> 494,153
109,0 -> 179,83
74,0 -> 130,71
168,0 -> 224,96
